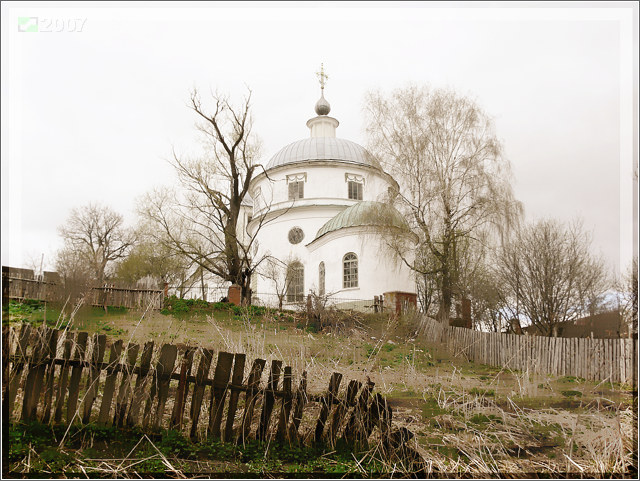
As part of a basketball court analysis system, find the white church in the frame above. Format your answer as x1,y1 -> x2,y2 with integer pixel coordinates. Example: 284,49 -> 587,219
242,71 -> 417,309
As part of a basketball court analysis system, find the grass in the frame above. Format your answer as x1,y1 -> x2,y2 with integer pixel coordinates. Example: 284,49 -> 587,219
4,302 -> 637,478
6,421 -> 389,477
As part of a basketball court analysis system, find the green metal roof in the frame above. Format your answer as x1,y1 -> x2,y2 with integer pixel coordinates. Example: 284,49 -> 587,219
314,201 -> 409,241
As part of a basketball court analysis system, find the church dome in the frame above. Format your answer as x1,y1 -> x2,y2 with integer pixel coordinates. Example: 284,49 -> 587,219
265,137 -> 381,171
315,94 -> 331,115
314,201 -> 408,241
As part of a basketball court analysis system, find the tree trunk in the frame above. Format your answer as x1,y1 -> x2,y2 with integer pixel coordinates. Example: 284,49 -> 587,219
439,265 -> 452,322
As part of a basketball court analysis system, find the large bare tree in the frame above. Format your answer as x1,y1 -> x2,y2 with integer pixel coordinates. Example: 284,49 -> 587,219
365,86 -> 522,321
139,88 -> 270,303
58,203 -> 135,285
495,218 -> 609,336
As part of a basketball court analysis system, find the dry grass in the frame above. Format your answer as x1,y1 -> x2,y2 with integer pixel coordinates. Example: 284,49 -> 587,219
4,307 -> 638,478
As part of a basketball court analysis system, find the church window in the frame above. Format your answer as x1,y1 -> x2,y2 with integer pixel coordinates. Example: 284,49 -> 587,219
287,262 -> 304,302
348,181 -> 363,200
345,173 -> 364,200
343,253 -> 358,288
318,262 -> 325,296
288,181 -> 304,200
287,173 -> 306,200
288,227 -> 304,244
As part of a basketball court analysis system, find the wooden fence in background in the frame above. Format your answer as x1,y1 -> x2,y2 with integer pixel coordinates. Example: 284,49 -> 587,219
417,316 -> 637,387
2,324 -> 396,450
2,269 -> 162,310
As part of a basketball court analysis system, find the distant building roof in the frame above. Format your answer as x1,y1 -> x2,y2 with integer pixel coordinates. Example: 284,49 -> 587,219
265,137 -> 381,171
522,310 -> 626,339
314,201 -> 408,241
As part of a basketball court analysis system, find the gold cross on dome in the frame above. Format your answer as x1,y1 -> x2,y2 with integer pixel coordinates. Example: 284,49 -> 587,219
316,63 -> 329,90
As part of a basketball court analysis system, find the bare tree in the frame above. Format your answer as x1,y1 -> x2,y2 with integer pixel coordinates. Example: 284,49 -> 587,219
467,265 -> 509,333
139,88 -> 271,303
260,256 -> 299,310
115,230 -> 192,290
495,219 -> 609,337
58,203 -> 135,285
54,244 -> 95,307
365,85 -> 522,321
618,256 -> 638,338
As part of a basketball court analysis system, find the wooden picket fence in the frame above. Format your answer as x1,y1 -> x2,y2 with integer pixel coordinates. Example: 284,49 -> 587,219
2,324 -> 397,451
417,316 -> 638,387
2,267 -> 163,310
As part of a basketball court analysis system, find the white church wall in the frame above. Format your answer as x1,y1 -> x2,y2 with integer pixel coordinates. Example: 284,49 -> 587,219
307,227 -> 416,301
249,162 -> 395,220
254,205 -> 343,265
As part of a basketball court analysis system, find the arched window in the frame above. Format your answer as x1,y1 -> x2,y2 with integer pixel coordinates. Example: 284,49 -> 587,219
287,262 -> 304,302
343,253 -> 358,288
318,262 -> 325,296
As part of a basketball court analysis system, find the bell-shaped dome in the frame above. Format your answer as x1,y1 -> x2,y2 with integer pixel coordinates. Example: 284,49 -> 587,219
265,137 -> 381,170
314,201 -> 409,241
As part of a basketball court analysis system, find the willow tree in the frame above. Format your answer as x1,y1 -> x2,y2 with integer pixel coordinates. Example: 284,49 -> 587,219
365,86 -> 522,321
140,89 -> 269,303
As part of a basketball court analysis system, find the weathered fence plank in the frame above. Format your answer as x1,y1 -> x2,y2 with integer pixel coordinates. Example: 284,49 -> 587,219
98,339 -> 123,424
127,341 -> 154,426
275,366 -> 293,442
82,334 -> 107,423
7,324 -> 31,419
151,344 -> 178,429
327,379 -> 359,446
257,360 -> 283,441
40,329 -> 60,423
189,348 -> 213,439
170,347 -> 195,431
224,353 -> 246,442
315,372 -> 342,443
288,371 -> 308,442
22,326 -> 50,421
66,331 -> 89,423
114,343 -> 140,427
238,358 -> 266,444
208,351 -> 234,439
53,331 -> 74,423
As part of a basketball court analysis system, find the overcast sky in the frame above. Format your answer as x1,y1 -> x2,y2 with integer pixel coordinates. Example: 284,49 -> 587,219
1,1 -> 638,278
